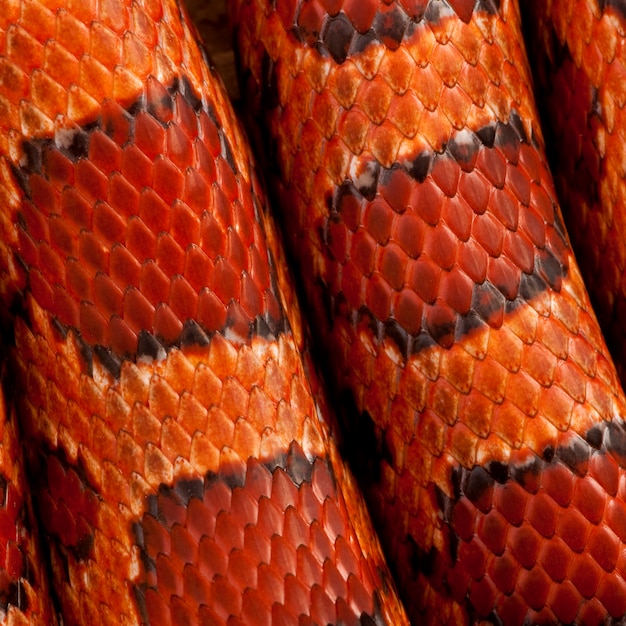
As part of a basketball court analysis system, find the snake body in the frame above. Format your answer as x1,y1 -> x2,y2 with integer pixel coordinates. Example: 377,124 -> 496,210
523,1 -> 626,387
230,1 -> 626,624
3,0 -> 626,624
0,1 -> 408,624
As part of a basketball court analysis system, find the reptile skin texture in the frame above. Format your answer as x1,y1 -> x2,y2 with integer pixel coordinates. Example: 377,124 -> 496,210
522,2 -> 626,388
230,0 -> 626,624
0,0 -> 410,624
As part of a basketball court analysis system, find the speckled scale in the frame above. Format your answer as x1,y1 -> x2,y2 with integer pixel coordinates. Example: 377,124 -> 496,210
231,0 -> 626,623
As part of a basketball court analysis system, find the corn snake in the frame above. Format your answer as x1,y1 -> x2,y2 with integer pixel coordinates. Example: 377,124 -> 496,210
0,0 -> 625,624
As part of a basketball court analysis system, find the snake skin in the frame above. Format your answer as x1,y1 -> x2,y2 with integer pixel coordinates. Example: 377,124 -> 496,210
522,1 -> 626,388
0,0 -> 409,624
231,0 -> 626,623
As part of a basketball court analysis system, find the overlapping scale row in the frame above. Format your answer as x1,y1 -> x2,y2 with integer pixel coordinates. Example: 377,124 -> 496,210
231,0 -> 626,622
522,2 -> 626,386
0,353 -> 56,625
0,0 -> 409,623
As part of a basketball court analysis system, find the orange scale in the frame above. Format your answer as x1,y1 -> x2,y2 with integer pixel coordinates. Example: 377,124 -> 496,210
457,536 -> 490,583
122,285 -> 155,334
489,550 -> 520,595
18,0 -> 56,44
409,255 -> 440,303
75,158 -> 109,205
440,266 -> 473,315
21,197 -> 50,244
423,221 -> 457,270
184,247 -> 215,295
78,228 -> 109,274
570,551 -> 605,600
588,523 -> 620,573
470,575 -> 498,618
456,238 -> 487,283
365,272 -> 392,320
379,242 -> 407,290
126,215 -> 157,262
65,257 -> 93,302
392,288 -> 423,335
392,210 -> 424,259
529,183 -> 557,227
503,229 -> 534,276
518,566 -> 552,613
486,255 -> 521,301
226,228 -> 248,275
350,227 -> 377,278
243,525 -> 271,570
597,573 -> 626,618
92,200 -> 127,248
322,558 -> 349,605
121,143 -> 154,189
457,391 -> 492,438
506,162 -> 532,207
0,58 -> 29,112
589,452 -> 619,497
229,490 -> 259,542
473,212 -> 505,258
476,145 -> 506,190
216,155 -> 239,204
270,535 -> 298,580
572,476 -> 607,526
155,553 -> 183,599
109,243 -> 140,289
31,69 -> 69,121
411,177 -> 442,226
211,258 -> 241,307
79,54 -> 114,104
174,95 -> 200,143
153,302 -> 183,342
8,25 -> 44,75
490,186 -> 519,232
442,193 -> 472,242
169,275 -> 198,322
166,122 -> 194,170
229,549 -> 260,597
253,497 -> 284,547
182,565 -> 213,615
527,491 -> 559,540
282,574 -> 311,619
424,301 -> 456,348
509,523 -> 543,571
100,0 -> 131,34
311,584 -> 336,625
153,156 -> 184,206
42,39 -> 80,90
156,233 -> 185,276
183,165 -> 211,213
107,172 -> 139,220
169,200 -> 200,250
297,0 -> 326,44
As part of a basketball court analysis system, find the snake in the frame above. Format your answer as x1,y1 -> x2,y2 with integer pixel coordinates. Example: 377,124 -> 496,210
522,1 -> 626,389
229,0 -> 626,624
1,0 -> 626,624
0,0 -> 409,624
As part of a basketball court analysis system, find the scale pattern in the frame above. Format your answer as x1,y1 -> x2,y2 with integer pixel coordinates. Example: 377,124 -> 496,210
0,354 -> 56,625
522,1 -> 626,386
0,0 -> 408,624
231,0 -> 626,623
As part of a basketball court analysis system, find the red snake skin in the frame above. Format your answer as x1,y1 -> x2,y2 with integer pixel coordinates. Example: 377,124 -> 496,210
231,0 -> 626,624
522,2 -> 626,386
0,0 -> 409,624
